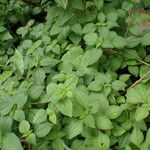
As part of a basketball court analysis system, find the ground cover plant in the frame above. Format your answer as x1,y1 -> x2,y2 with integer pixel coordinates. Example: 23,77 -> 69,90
0,0 -> 150,149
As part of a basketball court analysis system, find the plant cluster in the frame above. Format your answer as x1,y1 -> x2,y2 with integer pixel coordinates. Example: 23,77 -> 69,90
0,0 -> 150,150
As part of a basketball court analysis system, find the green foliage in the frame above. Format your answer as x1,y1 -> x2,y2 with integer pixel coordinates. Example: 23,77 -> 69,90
0,0 -> 150,149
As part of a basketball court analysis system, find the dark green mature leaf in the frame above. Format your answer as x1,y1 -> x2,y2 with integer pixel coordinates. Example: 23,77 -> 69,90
55,98 -> 72,117
95,115 -> 113,130
130,128 -> 144,147
0,71 -> 13,84
19,120 -> 30,133
0,92 -> 14,115
14,50 -> 24,75
33,109 -> 47,124
35,122 -> 53,137
84,33 -> 98,46
1,1 -> 150,149
29,85 -> 44,100
0,116 -> 13,134
68,120 -> 83,139
126,83 -> 150,104
142,33 -> 150,46
93,0 -> 104,10
1,133 -> 23,150
135,107 -> 149,121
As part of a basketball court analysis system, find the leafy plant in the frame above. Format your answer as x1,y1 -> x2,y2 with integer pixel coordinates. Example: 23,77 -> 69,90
0,0 -> 150,149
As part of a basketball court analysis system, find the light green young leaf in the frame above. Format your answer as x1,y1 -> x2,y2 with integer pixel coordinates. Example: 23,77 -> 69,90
1,133 -> 23,150
130,128 -> 144,147
33,109 -> 47,124
135,107 -> 149,121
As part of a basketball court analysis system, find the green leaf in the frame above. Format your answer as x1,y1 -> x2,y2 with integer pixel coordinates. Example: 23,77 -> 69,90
106,11 -> 118,22
69,33 -> 81,45
83,114 -> 95,128
126,83 -> 150,104
26,133 -> 36,145
29,85 -> 44,100
14,50 -> 24,75
119,74 -> 130,82
71,23 -> 82,35
0,92 -> 14,115
93,0 -> 103,10
98,132 -> 110,149
112,80 -> 126,91
35,122 -> 53,137
52,139 -> 64,150
55,98 -> 72,117
71,0 -> 84,10
95,115 -> 113,130
126,36 -> 141,48
0,32 -> 12,41
112,36 -> 126,49
130,128 -> 144,147
33,109 -> 47,124
68,120 -> 83,139
19,120 -> 30,134
34,68 -> 45,85
107,105 -> 123,119
135,107 -> 149,121
97,12 -> 105,22
13,109 -> 25,122
1,133 -> 23,150
82,23 -> 96,34
48,112 -> 57,124
0,71 -> 13,84
55,0 -> 68,9
142,32 -> 150,46
84,33 -> 98,46
128,66 -> 139,77
16,27 -> 28,37
124,50 -> 141,60
0,116 -> 13,134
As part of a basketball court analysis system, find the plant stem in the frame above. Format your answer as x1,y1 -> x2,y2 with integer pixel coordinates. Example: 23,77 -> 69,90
128,70 -> 150,89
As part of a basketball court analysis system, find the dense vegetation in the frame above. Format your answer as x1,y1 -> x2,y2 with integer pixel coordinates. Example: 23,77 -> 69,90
0,0 -> 150,149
